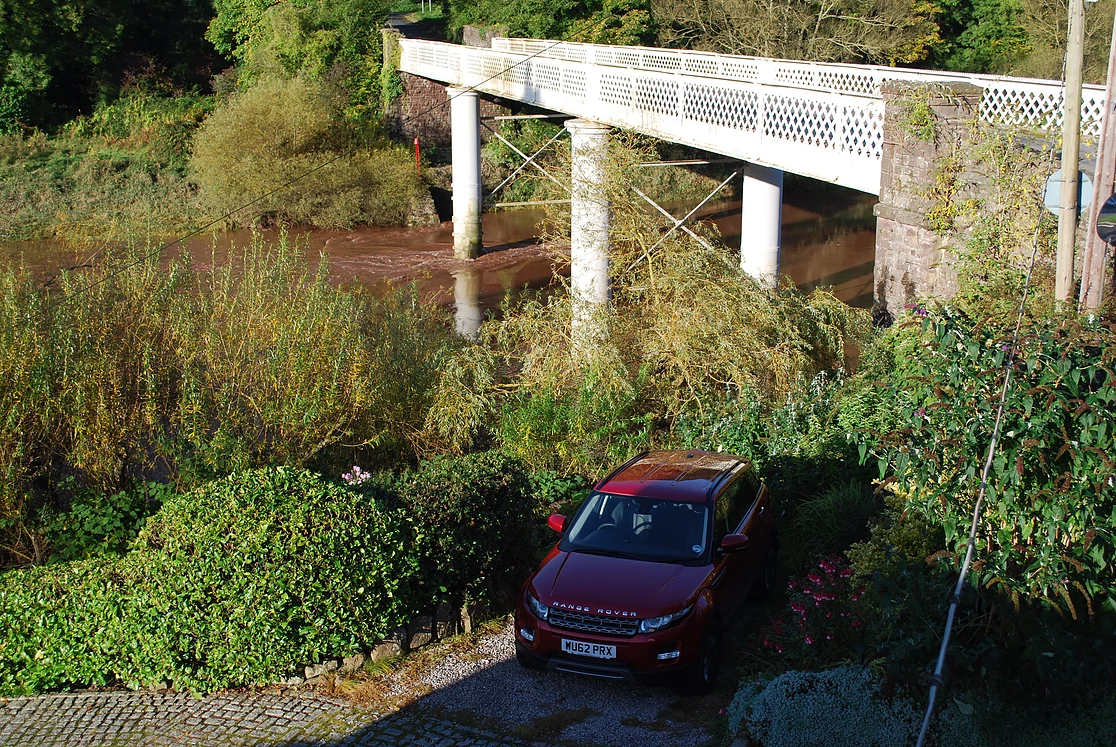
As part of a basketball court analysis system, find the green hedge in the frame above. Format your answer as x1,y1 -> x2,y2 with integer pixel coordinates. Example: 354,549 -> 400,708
396,451 -> 536,606
0,456 -> 535,696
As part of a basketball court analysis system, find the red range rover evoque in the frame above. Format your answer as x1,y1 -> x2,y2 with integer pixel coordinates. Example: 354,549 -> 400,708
514,449 -> 777,692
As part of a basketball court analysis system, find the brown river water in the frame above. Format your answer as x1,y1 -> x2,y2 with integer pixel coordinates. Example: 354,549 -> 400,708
0,186 -> 877,321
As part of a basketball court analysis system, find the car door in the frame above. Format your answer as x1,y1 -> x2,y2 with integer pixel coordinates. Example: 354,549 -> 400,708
711,479 -> 751,611
736,468 -> 774,590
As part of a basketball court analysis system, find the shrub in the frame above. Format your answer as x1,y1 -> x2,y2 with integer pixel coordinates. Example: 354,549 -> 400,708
189,76 -> 421,228
395,451 -> 537,606
933,689 -> 1116,747
726,665 -> 921,747
879,306 -> 1116,615
0,468 -> 417,694
785,480 -> 882,564
34,480 -> 171,563
759,555 -> 868,665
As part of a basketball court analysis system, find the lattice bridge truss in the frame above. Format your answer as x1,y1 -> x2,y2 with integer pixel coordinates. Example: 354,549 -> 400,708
400,37 -> 1106,195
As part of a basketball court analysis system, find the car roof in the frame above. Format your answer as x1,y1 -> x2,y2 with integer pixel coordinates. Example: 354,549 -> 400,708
596,450 -> 748,503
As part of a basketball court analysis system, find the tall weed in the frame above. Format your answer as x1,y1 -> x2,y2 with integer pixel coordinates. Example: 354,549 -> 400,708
0,92 -> 211,244
0,234 -> 455,566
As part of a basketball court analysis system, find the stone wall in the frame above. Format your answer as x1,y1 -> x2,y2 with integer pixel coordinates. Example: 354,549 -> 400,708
382,29 -> 510,153
286,602 -> 490,685
873,82 -> 985,320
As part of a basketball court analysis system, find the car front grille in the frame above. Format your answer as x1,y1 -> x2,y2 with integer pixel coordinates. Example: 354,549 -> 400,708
549,609 -> 640,637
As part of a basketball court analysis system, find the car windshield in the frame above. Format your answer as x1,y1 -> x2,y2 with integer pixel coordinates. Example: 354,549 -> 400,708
560,492 -> 710,564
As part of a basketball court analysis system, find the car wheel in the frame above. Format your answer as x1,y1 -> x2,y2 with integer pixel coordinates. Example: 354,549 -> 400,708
749,538 -> 779,600
684,618 -> 721,694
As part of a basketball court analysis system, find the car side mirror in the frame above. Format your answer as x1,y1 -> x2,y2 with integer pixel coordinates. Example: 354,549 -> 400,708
547,513 -> 568,533
720,534 -> 750,552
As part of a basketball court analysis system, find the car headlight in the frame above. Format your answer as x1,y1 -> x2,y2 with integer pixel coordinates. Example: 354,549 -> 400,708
525,590 -> 549,621
639,605 -> 692,633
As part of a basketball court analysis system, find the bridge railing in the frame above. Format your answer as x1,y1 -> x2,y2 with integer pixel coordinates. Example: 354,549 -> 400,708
399,37 -> 1103,195
401,39 -> 887,193
492,38 -> 1105,137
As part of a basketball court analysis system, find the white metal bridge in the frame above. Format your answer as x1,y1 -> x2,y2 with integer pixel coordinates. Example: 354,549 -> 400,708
400,37 -> 1106,195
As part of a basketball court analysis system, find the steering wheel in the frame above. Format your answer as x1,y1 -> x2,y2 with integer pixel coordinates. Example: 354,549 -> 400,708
632,519 -> 651,534
594,523 -> 618,532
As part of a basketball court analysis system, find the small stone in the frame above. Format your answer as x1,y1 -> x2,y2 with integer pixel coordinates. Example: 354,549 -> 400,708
340,654 -> 365,673
304,660 -> 339,680
370,642 -> 401,662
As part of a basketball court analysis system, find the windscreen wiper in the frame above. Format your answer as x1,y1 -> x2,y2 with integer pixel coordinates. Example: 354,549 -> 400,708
575,548 -> 645,562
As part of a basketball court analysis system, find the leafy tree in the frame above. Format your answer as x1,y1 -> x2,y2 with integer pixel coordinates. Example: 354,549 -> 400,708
928,0 -> 1030,73
0,0 -> 215,128
653,0 -> 941,64
448,0 -> 654,45
206,0 -> 389,110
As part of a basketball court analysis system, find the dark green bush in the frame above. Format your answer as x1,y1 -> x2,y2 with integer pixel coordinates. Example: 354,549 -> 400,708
848,488 -> 1116,696
34,480 -> 171,563
396,451 -> 536,606
1,453 -> 545,695
786,481 -> 882,566
0,468 -> 416,695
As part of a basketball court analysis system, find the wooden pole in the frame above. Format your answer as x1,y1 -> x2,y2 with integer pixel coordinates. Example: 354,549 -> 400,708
1057,0 -> 1086,305
1081,9 -> 1116,311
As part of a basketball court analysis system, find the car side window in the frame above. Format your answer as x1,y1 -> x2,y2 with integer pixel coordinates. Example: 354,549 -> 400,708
714,481 -> 746,542
739,468 -> 760,516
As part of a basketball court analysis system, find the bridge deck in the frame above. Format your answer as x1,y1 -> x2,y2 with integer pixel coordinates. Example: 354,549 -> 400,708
399,37 -> 1105,195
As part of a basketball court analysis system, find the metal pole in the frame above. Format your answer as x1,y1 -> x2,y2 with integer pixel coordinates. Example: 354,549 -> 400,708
1081,8 -> 1116,311
1057,0 -> 1086,304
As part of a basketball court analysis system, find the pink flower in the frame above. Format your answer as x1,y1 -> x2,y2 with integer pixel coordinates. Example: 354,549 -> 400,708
719,709 -> 727,716
826,634 -> 833,640
839,568 -> 852,578
805,635 -> 814,645
808,573 -> 822,584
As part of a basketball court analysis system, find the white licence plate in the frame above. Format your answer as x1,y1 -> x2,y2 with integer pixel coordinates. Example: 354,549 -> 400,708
561,638 -> 616,659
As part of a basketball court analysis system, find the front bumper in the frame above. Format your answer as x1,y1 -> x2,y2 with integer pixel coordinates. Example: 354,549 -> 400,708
514,606 -> 701,682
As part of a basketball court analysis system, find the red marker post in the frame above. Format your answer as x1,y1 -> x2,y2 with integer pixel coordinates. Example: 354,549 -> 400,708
414,137 -> 421,178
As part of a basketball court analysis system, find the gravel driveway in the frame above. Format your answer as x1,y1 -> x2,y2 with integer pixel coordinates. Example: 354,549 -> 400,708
397,622 -> 716,747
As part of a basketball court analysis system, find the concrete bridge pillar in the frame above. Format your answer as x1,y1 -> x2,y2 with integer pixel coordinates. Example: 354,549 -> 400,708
452,268 -> 483,338
449,86 -> 482,259
566,119 -> 612,340
740,164 -> 783,285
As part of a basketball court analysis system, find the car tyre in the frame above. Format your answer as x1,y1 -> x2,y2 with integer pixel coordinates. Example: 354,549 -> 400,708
683,618 -> 721,695
749,538 -> 779,601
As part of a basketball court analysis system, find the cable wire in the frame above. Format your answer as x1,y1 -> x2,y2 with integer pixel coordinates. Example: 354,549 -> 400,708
22,38 -> 563,318
913,233 -> 1042,747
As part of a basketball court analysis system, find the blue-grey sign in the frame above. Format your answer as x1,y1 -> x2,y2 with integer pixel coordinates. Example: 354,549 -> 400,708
1043,169 -> 1094,215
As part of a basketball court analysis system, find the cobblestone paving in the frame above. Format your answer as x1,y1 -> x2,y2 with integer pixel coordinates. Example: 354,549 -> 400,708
0,693 -> 538,747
